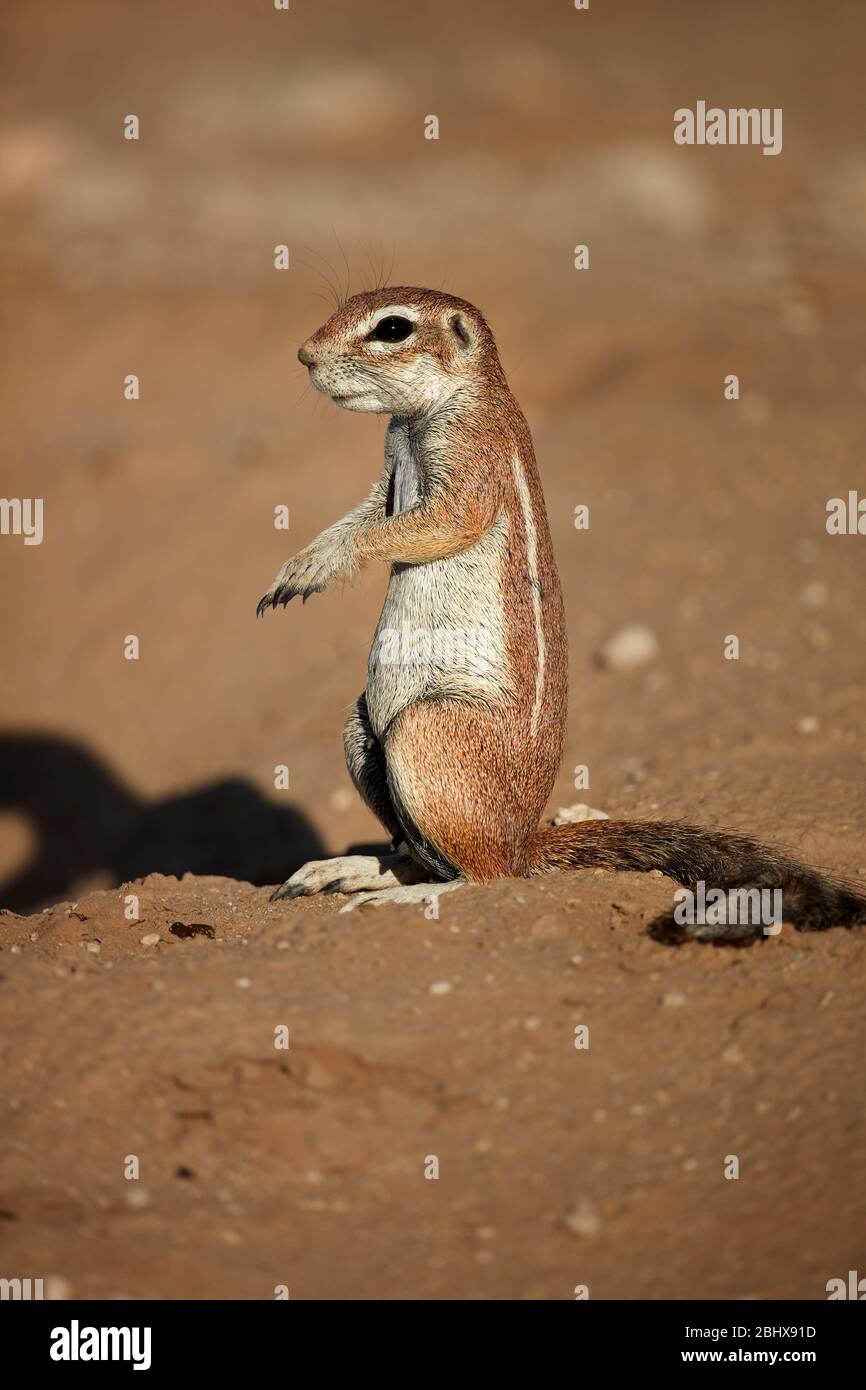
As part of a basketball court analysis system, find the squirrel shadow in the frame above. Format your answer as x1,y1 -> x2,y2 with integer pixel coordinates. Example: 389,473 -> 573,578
0,733 -> 326,913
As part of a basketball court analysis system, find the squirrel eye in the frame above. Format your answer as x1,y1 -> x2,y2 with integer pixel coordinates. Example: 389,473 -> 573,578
368,316 -> 414,343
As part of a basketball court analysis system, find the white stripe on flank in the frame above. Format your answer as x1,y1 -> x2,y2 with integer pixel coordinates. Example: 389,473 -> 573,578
511,453 -> 545,737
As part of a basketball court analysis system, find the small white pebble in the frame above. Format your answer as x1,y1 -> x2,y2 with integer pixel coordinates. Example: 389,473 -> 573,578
429,980 -> 452,996
800,580 -> 828,608
44,1275 -> 73,1300
125,1186 -> 151,1210
553,803 -> 609,825
599,625 -> 658,673
85,942 -> 101,955
662,991 -> 686,1008
140,933 -> 160,947
564,1199 -> 601,1236
236,977 -> 252,989
797,716 -> 819,735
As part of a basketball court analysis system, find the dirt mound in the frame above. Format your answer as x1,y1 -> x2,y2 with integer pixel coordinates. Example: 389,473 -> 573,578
2,868 -> 864,1298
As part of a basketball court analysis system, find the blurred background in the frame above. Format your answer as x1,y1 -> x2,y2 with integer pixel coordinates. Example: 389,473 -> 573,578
2,0 -> 865,907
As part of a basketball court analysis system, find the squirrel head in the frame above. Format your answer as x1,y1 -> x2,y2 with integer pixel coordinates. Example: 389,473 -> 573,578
297,287 -> 502,415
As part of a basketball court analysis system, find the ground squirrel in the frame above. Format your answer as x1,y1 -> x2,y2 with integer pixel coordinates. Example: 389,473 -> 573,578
258,287 -> 866,939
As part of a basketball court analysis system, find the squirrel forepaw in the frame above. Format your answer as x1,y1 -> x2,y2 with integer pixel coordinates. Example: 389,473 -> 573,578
256,543 -> 345,615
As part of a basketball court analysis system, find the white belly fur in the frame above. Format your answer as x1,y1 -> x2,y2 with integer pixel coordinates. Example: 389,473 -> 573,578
366,429 -> 510,736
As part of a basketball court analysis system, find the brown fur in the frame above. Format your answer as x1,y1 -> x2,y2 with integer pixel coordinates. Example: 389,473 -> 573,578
260,287 -> 866,940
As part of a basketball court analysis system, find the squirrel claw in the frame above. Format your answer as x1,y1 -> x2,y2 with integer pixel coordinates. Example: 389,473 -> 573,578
270,880 -> 311,902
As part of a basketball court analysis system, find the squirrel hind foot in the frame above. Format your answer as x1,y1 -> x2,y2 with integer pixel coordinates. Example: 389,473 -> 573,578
270,851 -> 427,902
338,880 -> 464,913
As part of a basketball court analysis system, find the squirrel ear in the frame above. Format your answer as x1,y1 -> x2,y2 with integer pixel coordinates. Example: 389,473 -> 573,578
449,312 -> 475,350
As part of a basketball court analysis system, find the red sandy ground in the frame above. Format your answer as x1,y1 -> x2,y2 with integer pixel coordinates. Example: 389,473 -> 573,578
1,0 -> 865,1298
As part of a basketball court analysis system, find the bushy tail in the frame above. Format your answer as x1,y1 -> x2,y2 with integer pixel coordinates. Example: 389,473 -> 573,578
522,820 -> 866,939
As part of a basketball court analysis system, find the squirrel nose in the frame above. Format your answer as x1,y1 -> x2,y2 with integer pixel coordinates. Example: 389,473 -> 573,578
298,342 -> 317,367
